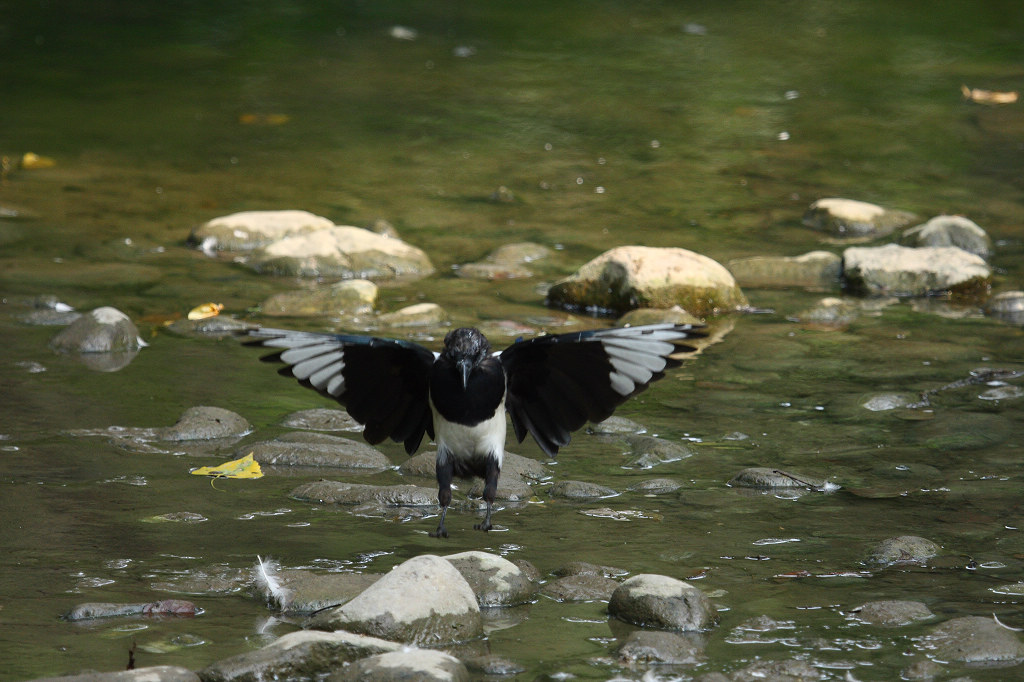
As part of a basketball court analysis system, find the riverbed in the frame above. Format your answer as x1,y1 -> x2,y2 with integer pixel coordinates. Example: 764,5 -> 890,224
1,2 -> 1022,679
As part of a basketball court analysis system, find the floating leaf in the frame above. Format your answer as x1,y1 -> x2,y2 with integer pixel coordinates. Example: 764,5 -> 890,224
187,302 -> 224,320
238,113 -> 290,126
961,84 -> 1019,105
21,152 -> 57,169
190,453 -> 262,479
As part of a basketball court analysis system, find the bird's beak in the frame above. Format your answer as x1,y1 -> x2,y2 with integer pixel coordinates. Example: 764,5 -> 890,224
457,358 -> 472,389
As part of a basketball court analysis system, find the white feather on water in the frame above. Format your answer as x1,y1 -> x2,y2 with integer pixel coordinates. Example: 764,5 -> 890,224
254,555 -> 292,609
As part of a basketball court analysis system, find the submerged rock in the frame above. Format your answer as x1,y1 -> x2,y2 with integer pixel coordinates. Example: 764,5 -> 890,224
849,600 -> 933,626
289,480 -> 438,507
865,535 -> 940,565
158,406 -> 251,441
628,478 -> 683,495
540,574 -> 619,602
63,600 -> 197,621
728,467 -> 833,491
803,197 -> 917,239
899,214 -> 993,259
149,564 -> 250,595
986,290 -> 1024,326
463,655 -> 525,676
308,555 -> 483,645
791,296 -> 860,330
376,302 -> 450,328
456,242 -> 552,281
922,615 -> 1024,664
860,392 -> 916,411
142,511 -> 208,524
608,574 -> 716,631
546,246 -> 747,317
727,250 -> 842,290
279,408 -> 363,432
730,658 -> 820,681
18,295 -> 79,326
49,306 -> 145,353
334,648 -> 469,682
620,435 -> 694,468
842,244 -> 991,298
616,630 -> 704,665
245,432 -> 390,470
552,561 -> 628,578
586,416 -> 648,435
260,280 -> 378,317
199,630 -> 400,682
548,480 -> 618,499
30,667 -> 201,682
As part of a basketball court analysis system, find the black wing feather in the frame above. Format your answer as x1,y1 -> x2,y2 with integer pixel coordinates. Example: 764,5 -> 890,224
245,328 -> 435,454
500,323 -> 705,457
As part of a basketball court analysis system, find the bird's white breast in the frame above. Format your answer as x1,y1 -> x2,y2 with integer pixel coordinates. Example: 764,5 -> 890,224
430,396 -> 507,469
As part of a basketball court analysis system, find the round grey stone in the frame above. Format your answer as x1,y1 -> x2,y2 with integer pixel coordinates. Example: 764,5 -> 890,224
608,574 -> 717,631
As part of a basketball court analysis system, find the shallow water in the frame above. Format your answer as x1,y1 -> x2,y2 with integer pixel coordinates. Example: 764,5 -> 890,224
1,1 -> 1023,679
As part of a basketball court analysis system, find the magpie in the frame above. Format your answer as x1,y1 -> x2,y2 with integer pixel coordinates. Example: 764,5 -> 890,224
244,322 -> 705,537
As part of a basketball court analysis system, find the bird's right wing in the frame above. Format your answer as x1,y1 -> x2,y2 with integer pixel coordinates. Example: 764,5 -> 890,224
244,328 -> 436,454
498,323 -> 705,457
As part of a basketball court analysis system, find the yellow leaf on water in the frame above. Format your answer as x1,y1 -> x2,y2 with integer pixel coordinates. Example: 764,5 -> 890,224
187,302 -> 224,320
21,152 -> 57,169
238,113 -> 290,126
190,453 -> 262,479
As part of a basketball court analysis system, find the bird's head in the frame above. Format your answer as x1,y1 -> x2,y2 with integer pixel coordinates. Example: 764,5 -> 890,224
441,327 -> 492,389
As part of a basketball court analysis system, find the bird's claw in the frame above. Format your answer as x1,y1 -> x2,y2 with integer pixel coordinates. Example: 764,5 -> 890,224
430,526 -> 449,538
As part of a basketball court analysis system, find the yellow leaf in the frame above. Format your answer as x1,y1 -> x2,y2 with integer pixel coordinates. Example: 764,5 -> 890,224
190,453 -> 263,479
187,302 -> 224,320
238,113 -> 290,126
21,152 -> 57,169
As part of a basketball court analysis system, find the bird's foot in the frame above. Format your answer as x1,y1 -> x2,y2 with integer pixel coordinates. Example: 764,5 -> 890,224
429,525 -> 449,538
474,501 -> 494,532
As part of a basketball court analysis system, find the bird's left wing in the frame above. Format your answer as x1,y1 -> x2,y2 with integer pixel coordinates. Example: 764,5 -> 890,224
498,323 -> 705,457
244,328 -> 436,454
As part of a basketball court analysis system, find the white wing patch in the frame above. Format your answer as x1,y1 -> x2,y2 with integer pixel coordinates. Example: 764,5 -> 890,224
280,344 -> 337,365
269,339 -> 347,390
308,359 -> 345,391
599,329 -> 679,396
257,332 -> 327,349
288,350 -> 341,380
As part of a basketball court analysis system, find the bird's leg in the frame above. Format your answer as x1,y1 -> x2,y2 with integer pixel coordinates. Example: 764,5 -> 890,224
431,455 -> 454,538
474,456 -> 500,532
